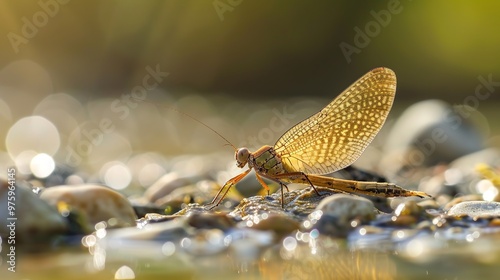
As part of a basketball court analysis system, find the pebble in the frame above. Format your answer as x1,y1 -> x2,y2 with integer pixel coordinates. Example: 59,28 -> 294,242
143,172 -> 200,203
246,214 -> 300,237
313,194 -> 376,237
138,213 -> 180,224
0,180 -> 67,240
394,200 -> 421,217
389,200 -> 428,226
444,194 -> 484,211
384,100 -> 484,167
447,201 -> 500,218
316,194 -> 376,222
185,212 -> 235,231
40,184 -> 137,231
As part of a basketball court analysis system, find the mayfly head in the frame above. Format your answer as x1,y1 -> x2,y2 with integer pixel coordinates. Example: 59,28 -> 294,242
235,147 -> 250,168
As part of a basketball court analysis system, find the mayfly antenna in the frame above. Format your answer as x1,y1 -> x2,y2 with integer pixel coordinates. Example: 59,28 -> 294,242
130,96 -> 237,151
167,106 -> 237,152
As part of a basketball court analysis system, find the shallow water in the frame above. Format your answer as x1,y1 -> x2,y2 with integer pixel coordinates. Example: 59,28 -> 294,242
4,231 -> 500,280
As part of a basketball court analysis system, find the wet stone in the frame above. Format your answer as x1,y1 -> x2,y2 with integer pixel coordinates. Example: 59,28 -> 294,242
138,213 -> 180,224
384,100 -> 484,168
313,194 -> 376,237
230,186 -> 344,221
390,200 -> 428,227
144,172 -> 202,203
185,212 -> 236,231
391,215 -> 418,227
444,194 -> 484,211
245,213 -> 300,237
447,201 -> 500,218
40,184 -> 137,231
316,194 -> 376,221
175,203 -> 211,216
0,180 -> 67,241
394,200 -> 421,216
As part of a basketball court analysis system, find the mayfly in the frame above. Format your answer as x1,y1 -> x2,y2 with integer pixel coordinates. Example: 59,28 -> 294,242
207,67 -> 430,209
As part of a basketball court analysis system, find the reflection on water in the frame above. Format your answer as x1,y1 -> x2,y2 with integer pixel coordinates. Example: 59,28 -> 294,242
3,227 -> 500,280
2,237 -> 397,280
260,238 -> 396,280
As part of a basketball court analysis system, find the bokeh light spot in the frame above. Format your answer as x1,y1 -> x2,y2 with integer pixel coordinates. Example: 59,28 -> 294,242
101,161 -> 132,190
114,265 -> 135,279
30,153 -> 55,178
283,236 -> 297,251
6,116 -> 60,160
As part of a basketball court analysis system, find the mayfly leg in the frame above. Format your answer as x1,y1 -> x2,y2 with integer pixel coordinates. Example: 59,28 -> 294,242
206,169 -> 252,209
259,175 -> 290,208
278,182 -> 289,208
262,173 -> 317,208
270,172 -> 321,196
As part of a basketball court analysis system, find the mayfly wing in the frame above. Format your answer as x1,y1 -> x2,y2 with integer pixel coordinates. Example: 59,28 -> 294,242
274,67 -> 396,175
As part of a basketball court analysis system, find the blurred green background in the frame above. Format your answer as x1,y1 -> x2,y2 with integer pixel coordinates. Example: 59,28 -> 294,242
2,0 -> 500,98
0,0 -> 499,179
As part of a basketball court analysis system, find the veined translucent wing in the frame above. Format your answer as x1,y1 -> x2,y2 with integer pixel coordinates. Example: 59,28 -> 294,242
274,67 -> 396,175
